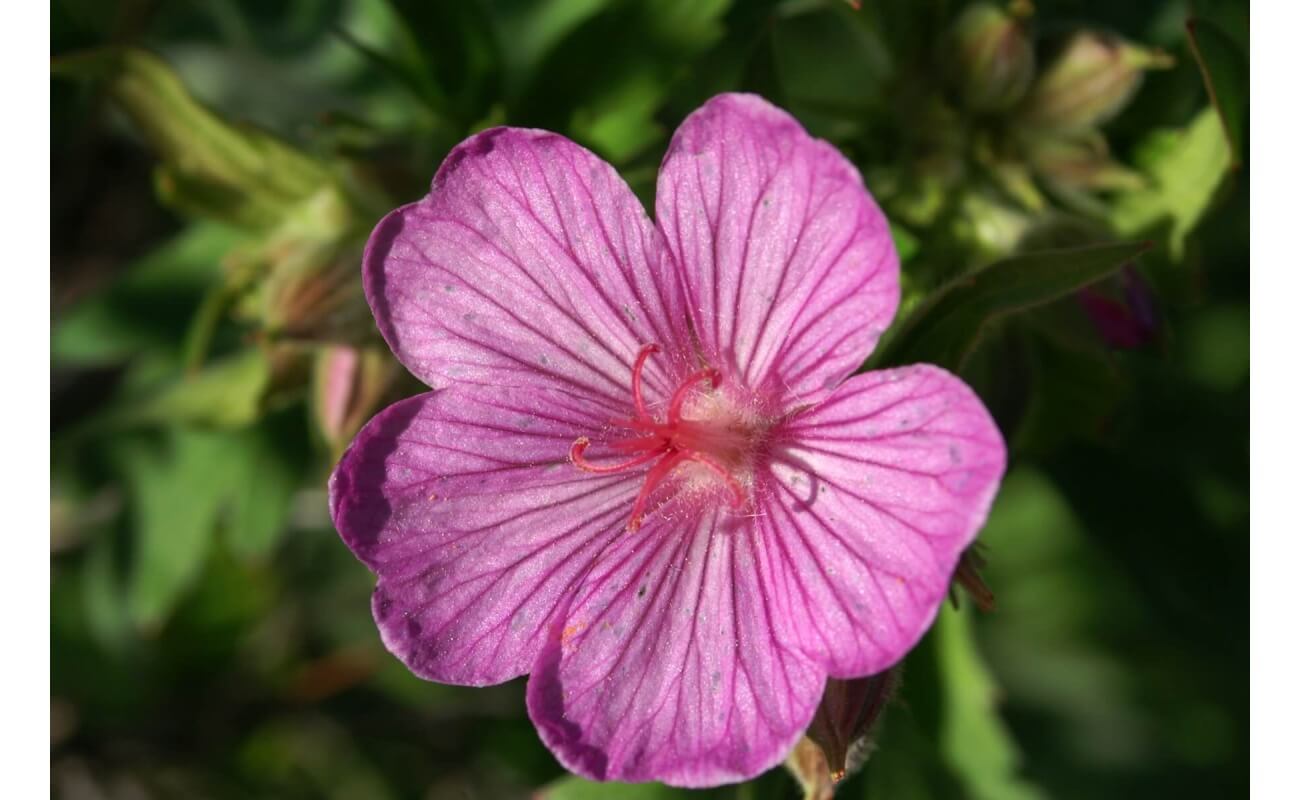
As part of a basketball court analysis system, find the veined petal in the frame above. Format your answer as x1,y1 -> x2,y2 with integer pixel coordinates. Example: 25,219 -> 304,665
364,127 -> 691,405
329,386 -> 640,686
760,365 -> 1006,677
656,93 -> 899,405
527,508 -> 824,787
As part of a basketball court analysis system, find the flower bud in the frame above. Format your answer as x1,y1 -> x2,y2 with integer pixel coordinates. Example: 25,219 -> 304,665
1077,266 -> 1159,350
312,345 -> 405,456
786,670 -> 899,797
1027,133 -> 1145,194
261,244 -> 373,345
944,2 -> 1036,113
1021,31 -> 1173,132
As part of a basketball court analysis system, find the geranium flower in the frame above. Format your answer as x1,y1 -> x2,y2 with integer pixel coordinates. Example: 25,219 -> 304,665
330,93 -> 1006,787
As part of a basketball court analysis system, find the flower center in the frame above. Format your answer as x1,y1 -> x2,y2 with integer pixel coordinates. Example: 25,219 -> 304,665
570,343 -> 759,531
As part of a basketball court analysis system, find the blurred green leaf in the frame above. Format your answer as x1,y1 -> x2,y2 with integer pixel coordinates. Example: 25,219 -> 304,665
492,0 -> 613,97
81,532 -> 135,649
225,423 -> 303,559
890,220 -> 920,264
332,0 -> 450,121
103,348 -> 272,430
935,607 -> 1046,800
518,0 -> 731,163
114,418 -> 303,630
118,431 -> 234,631
770,2 -> 892,134
53,47 -> 333,230
536,776 -> 688,800
1186,18 -> 1246,169
873,241 -> 1150,370
52,223 -> 241,364
1109,108 -> 1231,259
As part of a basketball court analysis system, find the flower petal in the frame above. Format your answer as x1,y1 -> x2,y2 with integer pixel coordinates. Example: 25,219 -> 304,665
656,93 -> 899,403
364,127 -> 690,405
760,365 -> 1006,676
527,508 -> 824,787
329,385 -> 641,686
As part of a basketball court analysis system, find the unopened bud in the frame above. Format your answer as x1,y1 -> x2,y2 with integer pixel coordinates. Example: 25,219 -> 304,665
1077,265 -> 1159,350
950,547 -> 995,612
945,2 -> 1036,113
1021,31 -> 1173,132
313,345 -> 405,455
262,245 -> 373,345
786,670 -> 899,797
1027,134 -> 1145,194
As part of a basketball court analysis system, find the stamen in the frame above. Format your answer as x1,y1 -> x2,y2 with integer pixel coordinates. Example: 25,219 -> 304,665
668,368 -> 720,423
570,437 -> 666,474
630,343 -> 660,420
627,452 -> 689,532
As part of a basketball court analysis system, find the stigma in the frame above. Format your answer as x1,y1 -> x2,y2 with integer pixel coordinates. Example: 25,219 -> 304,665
570,344 -> 758,531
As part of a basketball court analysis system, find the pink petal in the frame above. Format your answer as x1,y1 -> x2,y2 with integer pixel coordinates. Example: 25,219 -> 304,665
760,365 -> 1006,677
364,127 -> 690,406
329,386 -> 641,686
527,508 -> 824,787
656,93 -> 899,403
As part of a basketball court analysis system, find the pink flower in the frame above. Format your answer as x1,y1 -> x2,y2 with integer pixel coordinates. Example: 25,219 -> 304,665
329,94 -> 1006,787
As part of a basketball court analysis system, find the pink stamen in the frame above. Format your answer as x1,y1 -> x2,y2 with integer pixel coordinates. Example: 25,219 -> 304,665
630,343 -> 659,420
570,437 -> 666,474
627,452 -> 689,532
668,368 -> 720,423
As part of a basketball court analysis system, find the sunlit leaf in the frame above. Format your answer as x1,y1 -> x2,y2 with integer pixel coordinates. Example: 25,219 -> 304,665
935,607 -> 1046,800
1109,108 -> 1231,259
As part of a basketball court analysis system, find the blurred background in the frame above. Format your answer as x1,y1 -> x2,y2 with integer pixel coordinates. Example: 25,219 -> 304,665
50,0 -> 1248,797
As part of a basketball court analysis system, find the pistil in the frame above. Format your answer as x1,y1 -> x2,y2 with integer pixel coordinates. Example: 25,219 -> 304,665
570,344 -> 751,530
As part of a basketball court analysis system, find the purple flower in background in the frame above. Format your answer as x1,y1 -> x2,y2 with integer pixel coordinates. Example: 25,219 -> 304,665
330,94 -> 1006,787
1077,265 -> 1159,349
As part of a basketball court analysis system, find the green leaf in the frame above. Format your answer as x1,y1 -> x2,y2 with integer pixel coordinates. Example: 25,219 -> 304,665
52,223 -> 241,364
103,348 -> 273,431
872,241 -> 1150,371
890,220 -> 920,264
225,423 -> 303,559
516,0 -> 731,163
1108,108 -> 1232,260
52,47 -> 332,230
935,607 -> 1046,800
770,2 -> 892,133
491,0 -> 613,98
1186,18 -> 1246,169
117,431 -> 235,631
113,418 -> 303,630
535,776 -> 688,800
